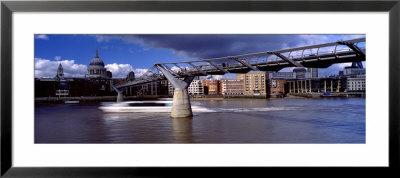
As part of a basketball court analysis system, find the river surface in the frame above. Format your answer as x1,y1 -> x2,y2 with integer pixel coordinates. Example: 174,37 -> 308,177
35,98 -> 365,144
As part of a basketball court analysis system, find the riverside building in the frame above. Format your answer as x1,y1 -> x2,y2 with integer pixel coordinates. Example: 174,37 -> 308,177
346,75 -> 366,92
221,79 -> 244,95
167,79 -> 204,96
237,72 -> 267,96
201,79 -> 220,95
266,71 -> 295,80
268,78 -> 286,96
286,77 -> 347,94
188,80 -> 204,96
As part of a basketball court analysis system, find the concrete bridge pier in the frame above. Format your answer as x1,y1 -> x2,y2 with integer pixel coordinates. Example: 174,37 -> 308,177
156,64 -> 195,118
171,88 -> 193,118
111,81 -> 125,103
117,92 -> 124,102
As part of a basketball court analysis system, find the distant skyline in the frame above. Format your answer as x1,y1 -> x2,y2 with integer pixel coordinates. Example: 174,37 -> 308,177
34,34 -> 365,78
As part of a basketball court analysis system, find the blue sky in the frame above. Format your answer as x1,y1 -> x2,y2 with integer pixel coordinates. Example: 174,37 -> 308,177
34,34 -> 365,78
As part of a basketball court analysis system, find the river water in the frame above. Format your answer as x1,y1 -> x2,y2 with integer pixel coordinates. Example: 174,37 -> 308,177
35,98 -> 365,144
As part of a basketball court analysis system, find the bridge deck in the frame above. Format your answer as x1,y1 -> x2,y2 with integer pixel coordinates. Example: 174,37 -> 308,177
116,38 -> 365,88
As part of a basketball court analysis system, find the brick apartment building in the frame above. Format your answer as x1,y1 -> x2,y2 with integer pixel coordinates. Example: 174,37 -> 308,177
220,79 -> 244,95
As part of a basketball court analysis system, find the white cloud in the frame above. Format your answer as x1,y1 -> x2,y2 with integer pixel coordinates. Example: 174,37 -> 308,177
206,75 -> 224,80
170,66 -> 181,72
35,34 -> 49,40
133,68 -> 149,77
35,57 -> 146,79
105,63 -> 134,78
35,58 -> 87,78
105,65 -> 149,79
54,56 -> 61,61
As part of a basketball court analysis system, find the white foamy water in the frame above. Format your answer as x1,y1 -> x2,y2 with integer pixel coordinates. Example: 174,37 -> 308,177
197,107 -> 303,113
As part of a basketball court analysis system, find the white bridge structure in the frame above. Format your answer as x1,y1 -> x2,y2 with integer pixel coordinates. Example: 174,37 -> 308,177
114,38 -> 366,118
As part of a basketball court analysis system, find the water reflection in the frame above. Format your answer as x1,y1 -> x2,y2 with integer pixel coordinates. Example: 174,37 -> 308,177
102,113 -> 195,143
102,112 -> 155,122
101,112 -> 172,143
171,117 -> 193,143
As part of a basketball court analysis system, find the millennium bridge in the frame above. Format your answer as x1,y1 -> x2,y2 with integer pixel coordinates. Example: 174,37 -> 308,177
113,38 -> 366,118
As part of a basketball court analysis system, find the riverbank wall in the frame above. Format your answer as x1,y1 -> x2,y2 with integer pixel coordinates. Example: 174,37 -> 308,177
287,93 -> 321,98
287,92 -> 366,98
36,92 -> 365,103
35,96 -> 167,103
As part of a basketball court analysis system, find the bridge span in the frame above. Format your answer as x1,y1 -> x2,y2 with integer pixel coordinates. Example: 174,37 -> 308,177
114,38 -> 365,118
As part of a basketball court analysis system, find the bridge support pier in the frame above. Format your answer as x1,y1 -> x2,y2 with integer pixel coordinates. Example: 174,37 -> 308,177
171,89 -> 192,118
156,64 -> 195,118
110,81 -> 125,103
117,92 -> 124,102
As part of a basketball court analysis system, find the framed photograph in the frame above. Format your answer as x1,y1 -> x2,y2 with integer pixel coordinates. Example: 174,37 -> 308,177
1,0 -> 399,177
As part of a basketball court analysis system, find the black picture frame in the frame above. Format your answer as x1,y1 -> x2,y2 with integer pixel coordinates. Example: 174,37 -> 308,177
1,0 -> 399,177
